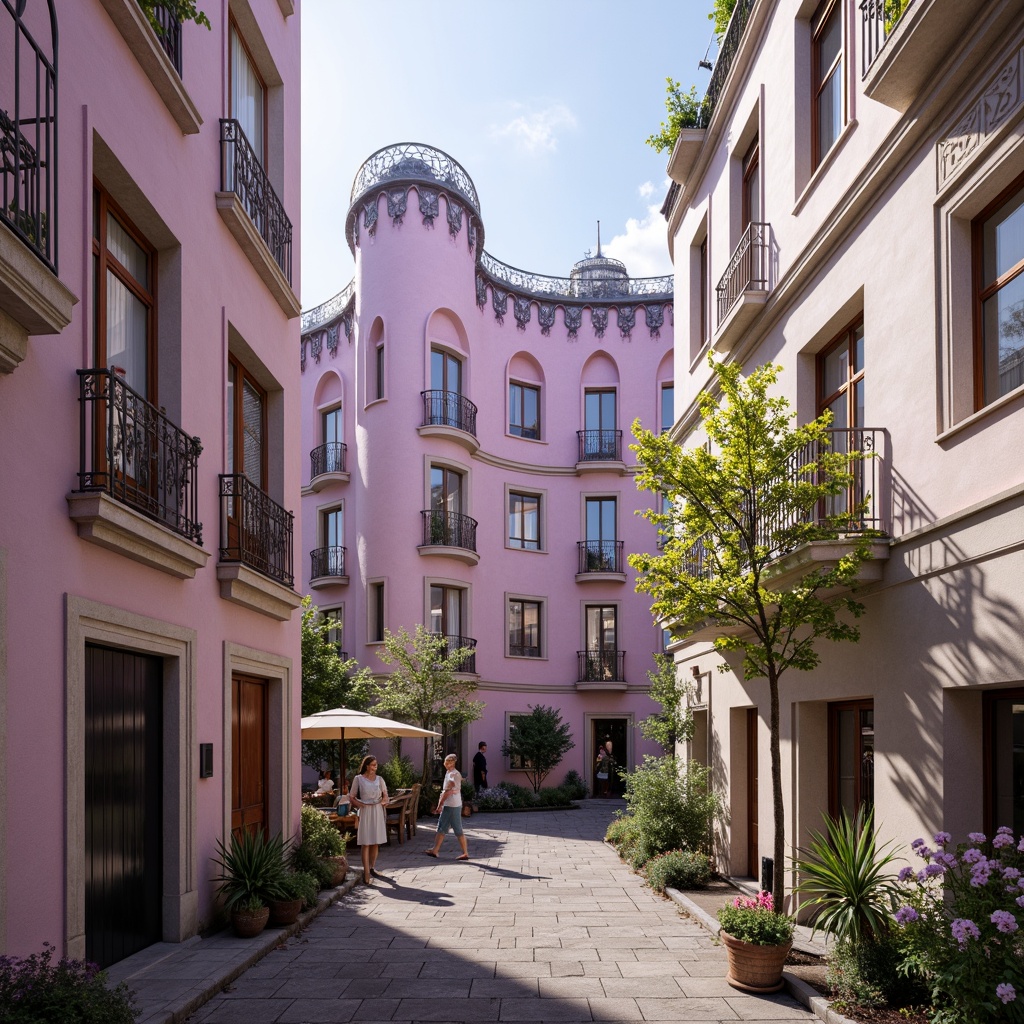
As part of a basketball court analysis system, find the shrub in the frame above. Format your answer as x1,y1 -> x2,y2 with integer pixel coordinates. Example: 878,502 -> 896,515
0,944 -> 139,1023
718,890 -> 794,946
826,933 -> 927,1010
477,786 -> 513,810
282,870 -> 320,910
562,769 -> 588,800
300,802 -> 344,858
497,782 -> 537,808
535,785 -> 572,807
895,827 -> 1024,1022
606,814 -> 645,868
291,842 -> 335,890
377,753 -> 417,794
645,849 -> 711,893
461,779 -> 476,803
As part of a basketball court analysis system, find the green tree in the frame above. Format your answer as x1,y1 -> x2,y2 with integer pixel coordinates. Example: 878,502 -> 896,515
373,625 -> 483,785
646,79 -> 705,154
138,0 -> 211,33
501,705 -> 575,793
710,0 -> 738,37
639,653 -> 694,755
300,596 -> 372,775
629,357 -> 876,908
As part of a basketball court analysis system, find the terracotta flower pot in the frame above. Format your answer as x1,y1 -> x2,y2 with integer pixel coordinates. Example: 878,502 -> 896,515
720,931 -> 792,993
323,855 -> 349,887
461,805 -> 472,818
231,904 -> 269,938
267,897 -> 303,927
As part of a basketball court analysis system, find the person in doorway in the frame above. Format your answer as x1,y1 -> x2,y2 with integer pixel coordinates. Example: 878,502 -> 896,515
424,753 -> 469,860
348,754 -> 390,884
314,769 -> 335,796
596,740 -> 614,797
472,741 -> 488,795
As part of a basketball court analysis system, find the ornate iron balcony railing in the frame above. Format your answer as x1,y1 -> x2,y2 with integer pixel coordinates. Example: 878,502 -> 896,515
577,540 -> 624,575
420,509 -> 478,552
2,0 -> 58,271
76,368 -> 203,543
310,441 -> 347,479
310,545 -> 346,580
301,279 -> 354,333
421,389 -> 478,436
219,119 -> 292,284
698,0 -> 756,129
577,429 -> 623,463
860,0 -> 914,75
219,474 -> 294,587
509,643 -> 542,658
431,632 -> 477,674
578,649 -> 625,683
716,221 -> 770,323
146,3 -> 182,75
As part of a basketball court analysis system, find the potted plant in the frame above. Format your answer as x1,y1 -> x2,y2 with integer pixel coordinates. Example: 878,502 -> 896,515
268,871 -> 309,927
461,779 -> 476,816
212,829 -> 289,937
717,890 -> 794,993
300,802 -> 349,885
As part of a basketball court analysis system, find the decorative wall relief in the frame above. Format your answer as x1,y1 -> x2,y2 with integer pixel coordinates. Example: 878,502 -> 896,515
492,287 -> 508,325
311,331 -> 323,364
387,188 -> 408,224
538,304 -> 556,336
591,308 -> 608,339
341,310 -> 354,340
447,200 -> 463,238
326,325 -> 339,356
300,338 -> 306,372
617,305 -> 635,339
419,188 -> 439,226
564,306 -> 583,339
513,296 -> 532,331
646,303 -> 665,338
476,275 -> 488,308
938,46 -> 1023,190
363,199 -> 378,237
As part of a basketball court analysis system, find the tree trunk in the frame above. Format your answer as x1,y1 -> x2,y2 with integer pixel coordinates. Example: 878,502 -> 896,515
768,667 -> 785,910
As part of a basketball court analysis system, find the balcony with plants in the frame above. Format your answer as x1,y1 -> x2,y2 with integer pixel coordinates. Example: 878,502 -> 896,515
418,508 -> 480,566
308,441 -> 349,490
576,649 -> 626,691
576,540 -> 627,583
418,389 -> 479,454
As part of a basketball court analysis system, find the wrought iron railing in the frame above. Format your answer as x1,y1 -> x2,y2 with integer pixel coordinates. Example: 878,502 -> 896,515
76,369 -> 202,543
301,279 -> 354,333
479,250 -> 673,303
660,181 -> 681,223
860,0 -> 914,75
578,650 -> 625,683
509,642 -> 541,658
310,441 -> 347,479
716,222 -> 770,323
219,474 -> 294,586
431,632 -> 477,674
219,119 -> 292,284
421,389 -> 478,436
420,509 -> 478,552
310,545 -> 346,580
2,0 -> 58,271
698,0 -> 756,128
146,3 -> 182,75
577,540 -> 624,575
577,429 -> 623,462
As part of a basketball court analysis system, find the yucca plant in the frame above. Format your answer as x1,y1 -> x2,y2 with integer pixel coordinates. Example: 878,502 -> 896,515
793,805 -> 902,944
212,829 -> 290,911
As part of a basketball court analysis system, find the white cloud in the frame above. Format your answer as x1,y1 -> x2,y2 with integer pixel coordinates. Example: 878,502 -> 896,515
490,103 -> 578,155
638,181 -> 655,198
603,186 -> 674,277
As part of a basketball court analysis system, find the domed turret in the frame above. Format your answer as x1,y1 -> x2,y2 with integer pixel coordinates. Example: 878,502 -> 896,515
569,222 -> 629,299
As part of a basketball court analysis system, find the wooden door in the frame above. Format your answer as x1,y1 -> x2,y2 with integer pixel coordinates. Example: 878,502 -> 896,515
746,707 -> 759,878
231,674 -> 268,837
85,644 -> 163,968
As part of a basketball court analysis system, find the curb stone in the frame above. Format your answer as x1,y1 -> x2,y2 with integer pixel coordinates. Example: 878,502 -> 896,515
664,887 -> 859,1024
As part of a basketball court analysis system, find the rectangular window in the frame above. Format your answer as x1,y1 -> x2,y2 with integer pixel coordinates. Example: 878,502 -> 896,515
742,137 -> 761,228
370,581 -> 385,643
583,605 -> 619,681
813,0 -> 843,169
660,383 -> 674,434
227,356 -> 266,489
230,24 -> 265,164
828,700 -> 874,821
585,389 -> 616,431
508,492 -> 540,550
375,343 -> 385,401
429,584 -> 464,640
974,176 -> 1024,407
322,607 -> 345,659
321,507 -> 342,548
323,407 -> 342,446
985,689 -> 1024,836
817,319 -> 865,519
431,348 -> 462,394
430,465 -> 463,514
508,599 -> 541,658
509,382 -> 540,439
700,236 -> 708,345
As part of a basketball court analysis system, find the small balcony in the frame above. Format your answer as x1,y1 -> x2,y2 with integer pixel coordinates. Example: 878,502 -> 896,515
418,390 -> 479,453
577,650 -> 626,691
576,429 -> 626,474
309,545 -> 348,588
216,119 -> 299,318
309,441 -> 349,490
715,222 -> 771,352
419,509 -> 480,566
576,540 -> 627,583
432,632 -> 477,675
68,368 -> 208,579
148,4 -> 182,75
217,474 -> 300,621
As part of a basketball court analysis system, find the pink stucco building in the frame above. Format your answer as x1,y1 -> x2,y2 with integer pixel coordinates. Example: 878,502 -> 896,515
0,0 -> 302,966
300,144 -> 674,791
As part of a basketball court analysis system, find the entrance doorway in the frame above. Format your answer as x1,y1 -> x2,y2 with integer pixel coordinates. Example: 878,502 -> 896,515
591,718 -> 628,797
85,644 -> 163,968
231,674 -> 268,837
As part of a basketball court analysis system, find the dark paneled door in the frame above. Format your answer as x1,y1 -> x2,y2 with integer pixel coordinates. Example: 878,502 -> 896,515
85,644 -> 163,969
231,674 -> 268,837
746,707 -> 759,878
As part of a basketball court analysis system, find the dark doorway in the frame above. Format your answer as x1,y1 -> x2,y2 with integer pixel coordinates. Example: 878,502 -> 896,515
746,707 -> 758,878
592,718 -> 628,797
232,674 -> 268,837
85,643 -> 163,968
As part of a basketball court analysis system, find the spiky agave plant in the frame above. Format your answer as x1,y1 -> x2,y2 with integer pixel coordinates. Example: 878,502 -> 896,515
212,829 -> 290,911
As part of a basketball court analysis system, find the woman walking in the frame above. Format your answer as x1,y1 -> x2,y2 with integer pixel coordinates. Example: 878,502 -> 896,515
424,754 -> 469,860
348,754 -> 390,884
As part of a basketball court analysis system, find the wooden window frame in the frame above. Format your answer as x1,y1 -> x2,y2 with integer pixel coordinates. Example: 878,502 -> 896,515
585,604 -> 618,653
585,496 -> 618,544
508,491 -> 541,551
322,405 -> 342,446
827,698 -> 874,820
428,583 -> 465,638
811,0 -> 844,171
369,581 -> 385,643
507,598 -> 542,658
982,687 -> 1024,835
228,354 -> 268,490
509,380 -> 541,439
584,388 -> 617,430
742,137 -> 760,230
430,346 -> 462,395
228,17 -> 269,167
700,236 -> 708,345
972,171 -> 1024,411
816,315 -> 865,423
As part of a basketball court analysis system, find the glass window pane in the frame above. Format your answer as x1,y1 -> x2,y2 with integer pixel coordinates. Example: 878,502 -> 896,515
853,324 -> 865,374
823,344 -> 848,400
231,27 -> 264,161
836,708 -> 855,818
227,364 -> 235,479
817,67 -> 841,161
991,697 -> 1024,837
983,272 -> 1024,402
242,380 -> 263,486
323,408 -> 341,445
818,5 -> 841,77
106,272 -> 148,394
107,213 -> 148,287
429,586 -> 443,634
431,350 -> 444,391
523,386 -> 539,436
983,187 -> 1024,287
509,383 -> 522,430
661,384 -> 674,433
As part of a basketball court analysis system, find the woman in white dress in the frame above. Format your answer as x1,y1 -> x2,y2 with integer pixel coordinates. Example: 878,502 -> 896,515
348,755 -> 389,884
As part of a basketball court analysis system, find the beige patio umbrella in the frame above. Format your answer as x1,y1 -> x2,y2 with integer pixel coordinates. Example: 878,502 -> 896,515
300,708 -> 440,793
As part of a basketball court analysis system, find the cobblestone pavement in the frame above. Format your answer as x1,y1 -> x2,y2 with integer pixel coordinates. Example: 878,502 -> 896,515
188,800 -> 815,1023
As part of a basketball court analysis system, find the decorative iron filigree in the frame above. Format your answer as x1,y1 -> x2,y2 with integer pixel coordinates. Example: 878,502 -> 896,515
301,280 -> 355,333
387,188 -> 408,224
539,304 -> 556,336
646,303 -> 665,338
300,338 -> 306,372
591,308 -> 608,338
350,142 -> 481,214
492,287 -> 508,325
326,325 -> 339,356
698,0 -> 755,128
617,306 -> 635,339
469,222 -> 478,253
419,187 -> 439,226
341,310 -> 353,338
476,275 -> 488,308
311,332 -> 323,363
513,296 -> 532,331
363,199 -> 378,236
564,307 -> 583,338
447,199 -> 463,237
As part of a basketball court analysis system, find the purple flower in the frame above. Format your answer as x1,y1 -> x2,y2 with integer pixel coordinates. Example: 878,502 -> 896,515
963,847 -> 985,864
993,833 -> 1014,849
997,983 -> 1017,1005
969,832 -> 987,844
938,852 -> 958,867
895,906 -> 919,925
923,863 -> 945,878
971,862 -> 993,887
1003,867 -> 1021,881
933,831 -> 951,845
898,866 -> 914,881
951,918 -> 980,946
1016,895 -> 1024,909
911,837 -> 925,849
991,910 -> 1018,933
1017,837 -> 1024,853
915,845 -> 933,860
997,825 -> 1014,835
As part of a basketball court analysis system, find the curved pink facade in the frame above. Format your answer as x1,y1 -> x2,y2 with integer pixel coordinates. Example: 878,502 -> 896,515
301,145 -> 674,790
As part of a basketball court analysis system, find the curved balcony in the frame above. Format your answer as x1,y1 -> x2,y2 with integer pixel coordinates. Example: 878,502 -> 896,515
309,441 -> 349,490
576,540 -> 626,583
419,509 -> 479,566
576,429 -> 625,473
418,390 -> 479,453
432,633 -> 477,675
576,650 -> 626,691
309,545 -> 348,588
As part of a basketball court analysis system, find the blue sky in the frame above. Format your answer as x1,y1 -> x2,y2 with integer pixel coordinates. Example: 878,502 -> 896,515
299,1 -> 713,310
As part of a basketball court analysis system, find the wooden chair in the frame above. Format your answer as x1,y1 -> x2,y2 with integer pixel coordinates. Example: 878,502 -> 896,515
407,783 -> 422,838
385,793 -> 411,845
